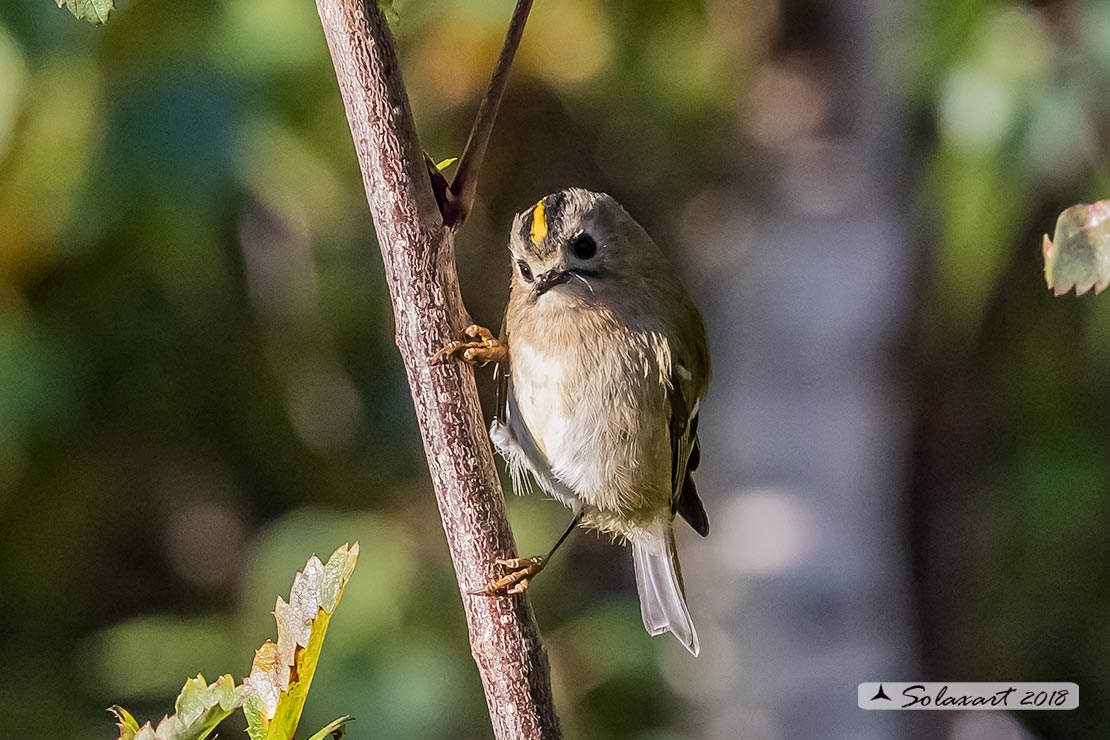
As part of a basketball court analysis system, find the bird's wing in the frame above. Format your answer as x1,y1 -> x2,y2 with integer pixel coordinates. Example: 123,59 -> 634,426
670,365 -> 709,536
489,317 -> 580,507
494,318 -> 510,426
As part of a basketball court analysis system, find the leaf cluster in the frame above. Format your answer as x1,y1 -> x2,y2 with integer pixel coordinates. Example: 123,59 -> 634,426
111,544 -> 359,740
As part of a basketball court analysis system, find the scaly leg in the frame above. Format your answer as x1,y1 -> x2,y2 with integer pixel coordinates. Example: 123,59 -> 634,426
430,324 -> 507,367
474,511 -> 583,596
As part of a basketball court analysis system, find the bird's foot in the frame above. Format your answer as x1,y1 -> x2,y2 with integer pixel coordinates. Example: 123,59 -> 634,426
430,324 -> 507,366
471,556 -> 546,596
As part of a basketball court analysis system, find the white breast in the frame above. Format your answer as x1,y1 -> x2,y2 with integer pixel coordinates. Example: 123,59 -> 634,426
506,318 -> 673,521
510,342 -> 571,458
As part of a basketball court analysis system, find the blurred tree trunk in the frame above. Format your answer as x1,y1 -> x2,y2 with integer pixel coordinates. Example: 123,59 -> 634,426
678,1 -> 931,738
314,1 -> 561,738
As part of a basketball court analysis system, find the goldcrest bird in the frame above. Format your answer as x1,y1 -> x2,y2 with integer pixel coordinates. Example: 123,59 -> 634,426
435,187 -> 710,655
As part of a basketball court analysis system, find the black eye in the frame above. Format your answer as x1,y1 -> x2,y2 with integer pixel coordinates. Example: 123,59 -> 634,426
517,260 -> 533,282
569,233 -> 598,260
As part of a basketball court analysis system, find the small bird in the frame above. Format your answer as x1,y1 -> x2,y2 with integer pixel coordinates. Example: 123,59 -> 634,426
435,188 -> 710,655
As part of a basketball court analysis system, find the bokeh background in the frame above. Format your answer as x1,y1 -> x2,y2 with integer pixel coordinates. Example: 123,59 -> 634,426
1,0 -> 1109,739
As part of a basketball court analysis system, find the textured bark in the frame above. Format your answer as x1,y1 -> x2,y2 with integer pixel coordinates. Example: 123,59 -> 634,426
314,1 -> 562,738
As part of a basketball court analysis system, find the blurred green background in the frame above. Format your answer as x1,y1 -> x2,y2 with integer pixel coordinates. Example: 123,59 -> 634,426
1,1 -> 1109,739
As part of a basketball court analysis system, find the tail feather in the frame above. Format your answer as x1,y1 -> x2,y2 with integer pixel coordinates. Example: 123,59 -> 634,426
631,528 -> 700,656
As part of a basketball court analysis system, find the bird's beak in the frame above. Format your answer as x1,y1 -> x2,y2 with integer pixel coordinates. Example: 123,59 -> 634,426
533,269 -> 570,296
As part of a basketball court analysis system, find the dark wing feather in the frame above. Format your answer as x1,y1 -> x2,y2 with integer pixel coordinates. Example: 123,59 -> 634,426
669,371 -> 709,537
494,318 -> 510,425
677,474 -> 709,537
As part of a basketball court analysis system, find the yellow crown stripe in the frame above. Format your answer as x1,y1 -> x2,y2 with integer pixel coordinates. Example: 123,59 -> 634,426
530,200 -> 548,244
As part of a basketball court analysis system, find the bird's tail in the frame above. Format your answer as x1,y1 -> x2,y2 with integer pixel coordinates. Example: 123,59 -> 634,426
631,526 -> 700,656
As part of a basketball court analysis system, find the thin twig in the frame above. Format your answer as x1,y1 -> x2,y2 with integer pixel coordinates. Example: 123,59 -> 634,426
444,0 -> 535,228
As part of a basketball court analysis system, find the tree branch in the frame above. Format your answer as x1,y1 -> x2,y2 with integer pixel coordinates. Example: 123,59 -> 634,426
314,1 -> 561,738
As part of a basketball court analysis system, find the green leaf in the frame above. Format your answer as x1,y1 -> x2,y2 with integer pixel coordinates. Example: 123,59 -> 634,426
109,706 -> 140,740
243,691 -> 269,740
111,674 -> 247,740
379,0 -> 399,25
245,542 -> 360,740
434,157 -> 458,172
55,0 -> 114,25
1043,200 -> 1110,296
109,543 -> 357,740
305,716 -> 352,740
174,674 -> 245,740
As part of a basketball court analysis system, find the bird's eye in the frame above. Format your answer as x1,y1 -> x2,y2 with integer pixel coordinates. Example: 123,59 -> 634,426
517,260 -> 534,282
569,233 -> 598,260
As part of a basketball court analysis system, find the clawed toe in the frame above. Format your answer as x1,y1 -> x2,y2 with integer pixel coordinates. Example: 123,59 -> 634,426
470,556 -> 546,596
429,324 -> 507,367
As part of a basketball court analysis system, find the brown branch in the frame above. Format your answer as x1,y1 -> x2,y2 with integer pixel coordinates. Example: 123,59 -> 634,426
314,1 -> 561,738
